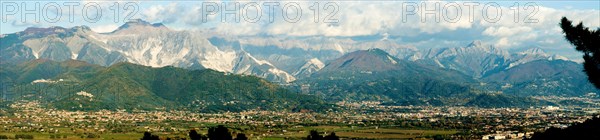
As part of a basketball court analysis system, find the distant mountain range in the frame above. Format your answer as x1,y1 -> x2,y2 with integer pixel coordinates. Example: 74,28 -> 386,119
294,48 -> 561,107
295,48 -> 475,105
1,19 -> 598,110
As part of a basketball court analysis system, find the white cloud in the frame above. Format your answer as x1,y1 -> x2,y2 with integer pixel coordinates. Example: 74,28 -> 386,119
3,0 -> 594,59
141,2 -> 180,23
91,24 -> 119,33
134,1 -> 598,37
483,26 -> 532,37
495,37 -> 514,48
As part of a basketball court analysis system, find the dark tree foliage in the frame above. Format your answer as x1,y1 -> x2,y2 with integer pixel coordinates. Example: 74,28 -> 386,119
323,132 -> 340,140
189,129 -> 205,140
234,133 -> 248,140
208,125 -> 233,140
307,130 -> 323,140
560,17 -> 600,88
307,130 -> 339,140
145,126 -> 246,140
141,132 -> 159,140
527,116 -> 600,140
15,134 -> 34,139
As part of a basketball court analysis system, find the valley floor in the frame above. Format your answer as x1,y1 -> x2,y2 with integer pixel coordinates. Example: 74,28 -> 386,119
1,100 -> 598,139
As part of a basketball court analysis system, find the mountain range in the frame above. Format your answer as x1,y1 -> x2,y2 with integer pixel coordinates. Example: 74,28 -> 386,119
1,19 -> 598,111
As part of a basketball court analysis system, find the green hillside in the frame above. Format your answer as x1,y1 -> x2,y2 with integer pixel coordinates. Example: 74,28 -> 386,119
0,60 -> 332,112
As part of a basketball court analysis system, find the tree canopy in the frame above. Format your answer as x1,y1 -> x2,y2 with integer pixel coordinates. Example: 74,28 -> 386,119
560,17 -> 600,88
307,130 -> 340,140
527,116 -> 600,140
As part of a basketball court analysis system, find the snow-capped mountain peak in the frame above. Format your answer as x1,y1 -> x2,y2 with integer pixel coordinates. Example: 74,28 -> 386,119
468,40 -> 483,48
549,54 -> 570,61
518,47 -> 548,56
508,48 -> 571,69
200,49 -> 237,72
465,40 -> 503,53
292,58 -> 325,77
308,58 -> 325,69
110,19 -> 170,34
232,51 -> 296,83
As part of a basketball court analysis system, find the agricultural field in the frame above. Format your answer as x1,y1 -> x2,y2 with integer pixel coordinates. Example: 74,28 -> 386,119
0,126 -> 457,140
264,126 -> 458,139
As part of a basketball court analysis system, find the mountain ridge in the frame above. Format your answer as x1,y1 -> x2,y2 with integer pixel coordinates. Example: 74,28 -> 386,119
110,19 -> 170,34
0,59 -> 331,112
1,20 -> 595,107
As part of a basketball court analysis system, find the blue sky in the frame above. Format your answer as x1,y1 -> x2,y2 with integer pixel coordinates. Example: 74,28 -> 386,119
1,0 -> 599,60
